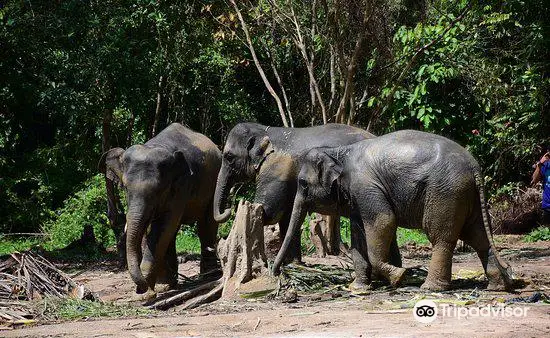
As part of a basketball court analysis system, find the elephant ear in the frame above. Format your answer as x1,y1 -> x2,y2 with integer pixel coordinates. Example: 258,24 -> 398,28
248,135 -> 275,170
173,150 -> 194,177
317,151 -> 343,192
99,148 -> 125,187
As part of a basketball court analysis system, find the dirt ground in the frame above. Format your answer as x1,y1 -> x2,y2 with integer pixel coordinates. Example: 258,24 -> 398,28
4,235 -> 550,337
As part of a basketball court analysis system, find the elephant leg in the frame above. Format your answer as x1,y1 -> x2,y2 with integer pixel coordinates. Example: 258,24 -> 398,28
156,230 -> 179,290
197,204 -> 220,273
278,211 -> 302,264
389,233 -> 402,268
363,208 -> 407,287
421,202 -> 462,291
142,211 -> 183,291
371,232 -> 402,280
115,228 -> 127,270
460,220 -> 511,290
421,240 -> 456,291
349,212 -> 372,292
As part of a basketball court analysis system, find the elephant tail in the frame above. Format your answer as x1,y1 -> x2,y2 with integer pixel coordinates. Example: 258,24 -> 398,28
472,167 -> 515,290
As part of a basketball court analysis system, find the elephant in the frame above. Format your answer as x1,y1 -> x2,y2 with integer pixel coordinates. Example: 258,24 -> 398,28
274,129 -> 515,292
213,122 -> 402,266
100,123 -> 221,297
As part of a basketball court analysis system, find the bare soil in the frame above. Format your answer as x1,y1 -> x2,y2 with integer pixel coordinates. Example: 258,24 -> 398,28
4,236 -> 550,337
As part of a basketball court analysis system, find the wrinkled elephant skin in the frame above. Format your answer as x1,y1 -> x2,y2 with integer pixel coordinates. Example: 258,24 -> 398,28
100,123 -> 221,295
276,130 -> 515,292
213,123 -> 402,265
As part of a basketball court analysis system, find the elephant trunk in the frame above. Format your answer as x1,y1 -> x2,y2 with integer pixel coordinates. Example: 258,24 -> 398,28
213,165 -> 232,223
272,194 -> 306,275
125,210 -> 150,294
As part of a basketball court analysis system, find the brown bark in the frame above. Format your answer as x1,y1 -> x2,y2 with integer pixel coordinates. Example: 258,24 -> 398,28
309,214 -> 344,257
288,5 -> 327,124
102,94 -> 126,267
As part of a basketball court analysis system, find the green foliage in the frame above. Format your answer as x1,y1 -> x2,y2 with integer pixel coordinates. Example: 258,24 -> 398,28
175,225 -> 201,254
397,228 -> 430,246
0,237 -> 41,256
1,0 -> 549,248
340,217 -> 351,246
377,0 -> 549,190
39,298 -> 151,320
524,226 -> 550,243
42,174 -> 115,250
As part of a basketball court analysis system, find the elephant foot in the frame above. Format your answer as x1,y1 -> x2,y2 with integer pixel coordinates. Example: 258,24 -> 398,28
131,288 -> 157,302
156,281 -> 178,293
349,278 -> 372,295
486,255 -> 517,291
388,267 -> 407,287
282,253 -> 302,265
420,279 -> 451,291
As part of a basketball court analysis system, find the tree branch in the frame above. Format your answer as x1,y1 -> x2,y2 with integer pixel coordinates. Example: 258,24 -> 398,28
229,0 -> 289,127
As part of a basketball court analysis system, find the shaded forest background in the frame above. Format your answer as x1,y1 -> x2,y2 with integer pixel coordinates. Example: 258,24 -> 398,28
1,0 -> 549,241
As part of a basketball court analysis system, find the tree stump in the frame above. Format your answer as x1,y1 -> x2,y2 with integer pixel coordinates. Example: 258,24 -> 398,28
217,200 -> 277,299
309,213 -> 345,257
263,224 -> 281,260
147,200 -> 277,310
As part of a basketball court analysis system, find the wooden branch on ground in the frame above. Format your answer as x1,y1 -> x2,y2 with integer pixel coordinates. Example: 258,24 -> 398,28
0,251 -> 96,301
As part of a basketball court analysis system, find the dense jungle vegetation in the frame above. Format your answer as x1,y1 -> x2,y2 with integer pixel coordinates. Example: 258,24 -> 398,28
1,0 -> 549,249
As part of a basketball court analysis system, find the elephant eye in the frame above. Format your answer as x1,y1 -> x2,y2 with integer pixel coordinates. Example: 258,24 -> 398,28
224,152 -> 235,163
298,178 -> 308,191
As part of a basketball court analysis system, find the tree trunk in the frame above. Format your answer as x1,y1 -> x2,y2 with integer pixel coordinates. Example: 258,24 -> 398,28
309,214 -> 343,257
151,75 -> 166,137
95,104 -> 116,247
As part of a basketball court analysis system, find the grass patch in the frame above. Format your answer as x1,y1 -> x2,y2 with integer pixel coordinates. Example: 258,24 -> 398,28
396,228 -> 429,246
43,243 -> 116,264
176,225 -> 201,254
524,226 -> 550,242
0,237 -> 42,256
39,298 -> 151,320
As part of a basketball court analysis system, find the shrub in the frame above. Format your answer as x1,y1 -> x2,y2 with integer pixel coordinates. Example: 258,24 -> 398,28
42,174 -> 115,250
490,185 -> 542,234
524,226 -> 550,242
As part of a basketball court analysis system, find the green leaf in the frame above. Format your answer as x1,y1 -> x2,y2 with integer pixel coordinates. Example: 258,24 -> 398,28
367,96 -> 376,108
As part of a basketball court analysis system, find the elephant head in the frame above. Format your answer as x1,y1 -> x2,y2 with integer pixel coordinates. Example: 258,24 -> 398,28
100,145 -> 193,293
272,148 -> 344,274
213,123 -> 274,223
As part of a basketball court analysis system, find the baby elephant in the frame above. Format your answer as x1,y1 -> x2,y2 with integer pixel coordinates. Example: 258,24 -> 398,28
274,130 -> 515,291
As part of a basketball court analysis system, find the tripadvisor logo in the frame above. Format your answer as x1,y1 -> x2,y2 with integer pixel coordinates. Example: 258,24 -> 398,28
413,299 -> 530,323
414,300 -> 438,323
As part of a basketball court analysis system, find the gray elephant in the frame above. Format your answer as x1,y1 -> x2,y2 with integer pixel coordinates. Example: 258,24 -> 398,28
100,123 -> 221,297
213,122 -> 402,266
274,129 -> 515,291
